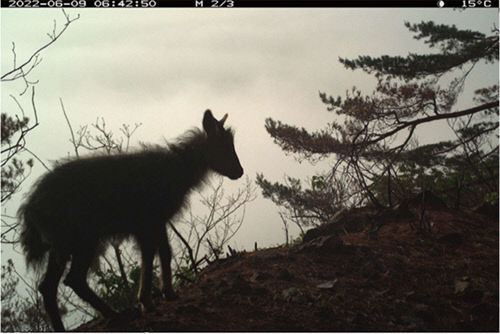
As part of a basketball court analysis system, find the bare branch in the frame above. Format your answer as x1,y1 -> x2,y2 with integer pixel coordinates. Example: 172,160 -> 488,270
1,10 -> 80,82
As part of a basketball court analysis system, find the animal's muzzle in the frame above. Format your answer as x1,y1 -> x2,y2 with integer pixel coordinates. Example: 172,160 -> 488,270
229,166 -> 244,180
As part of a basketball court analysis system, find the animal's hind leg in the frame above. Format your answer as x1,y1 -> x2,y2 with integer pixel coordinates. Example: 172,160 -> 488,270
39,251 -> 68,332
158,224 -> 177,300
63,249 -> 116,318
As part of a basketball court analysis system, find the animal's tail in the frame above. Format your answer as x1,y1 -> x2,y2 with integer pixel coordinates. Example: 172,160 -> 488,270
18,203 -> 50,268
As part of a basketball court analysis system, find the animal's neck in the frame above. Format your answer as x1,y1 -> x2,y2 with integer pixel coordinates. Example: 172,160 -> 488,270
169,129 -> 210,191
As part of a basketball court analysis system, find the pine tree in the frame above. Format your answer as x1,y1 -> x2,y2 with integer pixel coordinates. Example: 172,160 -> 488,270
257,21 -> 498,226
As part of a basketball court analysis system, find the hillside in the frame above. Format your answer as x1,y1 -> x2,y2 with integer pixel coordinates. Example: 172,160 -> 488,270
75,204 -> 499,332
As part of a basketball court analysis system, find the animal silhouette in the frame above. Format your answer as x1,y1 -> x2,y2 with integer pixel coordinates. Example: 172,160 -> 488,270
19,110 -> 244,331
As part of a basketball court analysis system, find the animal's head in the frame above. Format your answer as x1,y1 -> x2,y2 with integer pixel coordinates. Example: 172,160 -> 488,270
203,109 -> 244,180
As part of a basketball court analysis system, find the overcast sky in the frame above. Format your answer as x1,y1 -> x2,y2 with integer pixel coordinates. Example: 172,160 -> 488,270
2,8 -> 498,272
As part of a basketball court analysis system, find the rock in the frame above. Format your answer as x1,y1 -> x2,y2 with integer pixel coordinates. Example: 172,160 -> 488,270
299,235 -> 345,253
318,235 -> 344,251
317,279 -> 338,290
302,215 -> 347,243
302,228 -> 323,243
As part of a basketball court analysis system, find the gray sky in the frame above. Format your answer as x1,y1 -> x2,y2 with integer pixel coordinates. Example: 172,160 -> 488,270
2,8 -> 498,270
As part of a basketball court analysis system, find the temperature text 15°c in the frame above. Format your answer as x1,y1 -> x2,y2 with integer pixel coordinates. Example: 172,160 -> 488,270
462,0 -> 493,7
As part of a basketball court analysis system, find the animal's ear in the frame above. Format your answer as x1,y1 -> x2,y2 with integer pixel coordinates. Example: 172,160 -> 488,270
203,109 -> 218,136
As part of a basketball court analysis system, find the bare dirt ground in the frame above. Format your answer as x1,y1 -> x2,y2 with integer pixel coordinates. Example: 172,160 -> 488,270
75,206 -> 499,332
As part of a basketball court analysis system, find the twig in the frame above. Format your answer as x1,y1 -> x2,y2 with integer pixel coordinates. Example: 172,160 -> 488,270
60,98 -> 79,158
1,10 -> 80,81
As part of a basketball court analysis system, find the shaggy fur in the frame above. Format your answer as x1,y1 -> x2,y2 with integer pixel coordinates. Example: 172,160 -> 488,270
18,110 -> 243,331
21,131 -> 208,265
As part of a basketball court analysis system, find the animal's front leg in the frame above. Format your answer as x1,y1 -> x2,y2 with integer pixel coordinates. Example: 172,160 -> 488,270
158,224 -> 178,300
137,239 -> 155,313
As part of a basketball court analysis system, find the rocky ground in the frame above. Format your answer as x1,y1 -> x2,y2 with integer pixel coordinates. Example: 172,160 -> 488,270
75,204 -> 499,332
